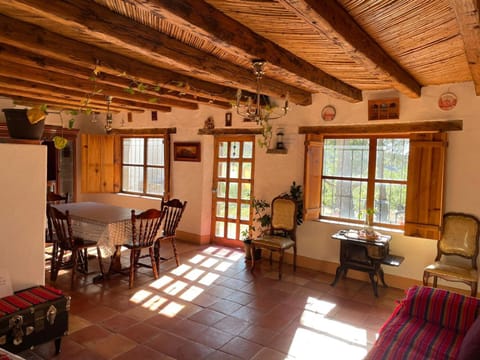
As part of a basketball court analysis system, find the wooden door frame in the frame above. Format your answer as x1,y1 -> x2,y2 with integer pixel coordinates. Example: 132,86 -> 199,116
211,135 -> 255,248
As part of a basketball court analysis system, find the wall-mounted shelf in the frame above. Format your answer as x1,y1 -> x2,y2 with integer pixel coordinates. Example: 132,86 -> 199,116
198,128 -> 262,135
267,148 -> 287,154
368,98 -> 399,120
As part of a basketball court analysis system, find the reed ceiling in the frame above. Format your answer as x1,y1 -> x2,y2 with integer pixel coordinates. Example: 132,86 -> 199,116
0,0 -> 478,114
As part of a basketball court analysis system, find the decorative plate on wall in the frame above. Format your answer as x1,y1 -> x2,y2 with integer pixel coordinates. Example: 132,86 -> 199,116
321,105 -> 336,121
438,92 -> 457,111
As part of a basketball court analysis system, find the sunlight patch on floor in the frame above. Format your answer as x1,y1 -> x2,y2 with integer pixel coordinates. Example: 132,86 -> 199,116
215,260 -> 233,272
285,296 -> 368,359
304,296 -> 336,315
130,248 -> 246,320
288,327 -> 367,359
164,280 -> 188,295
189,254 -> 206,264
149,275 -> 174,289
130,289 -> 152,304
142,294 -> 168,311
159,301 -> 184,317
179,285 -> 204,301
200,257 -> 219,268
184,268 -> 205,281
198,272 -> 220,286
170,264 -> 191,276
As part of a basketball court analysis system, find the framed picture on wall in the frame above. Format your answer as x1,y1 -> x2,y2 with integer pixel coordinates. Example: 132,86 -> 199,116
173,142 -> 201,162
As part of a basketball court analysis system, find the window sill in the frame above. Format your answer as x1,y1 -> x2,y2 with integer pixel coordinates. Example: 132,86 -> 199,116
116,192 -> 163,201
314,218 -> 404,235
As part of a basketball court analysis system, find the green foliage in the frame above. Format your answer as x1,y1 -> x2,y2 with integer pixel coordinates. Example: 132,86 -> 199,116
288,181 -> 304,226
243,197 -> 271,241
240,228 -> 251,241
257,118 -> 272,149
321,137 -> 409,224
245,182 -> 304,241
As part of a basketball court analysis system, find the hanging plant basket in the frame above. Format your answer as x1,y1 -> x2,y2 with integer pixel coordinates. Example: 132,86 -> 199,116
2,109 -> 45,140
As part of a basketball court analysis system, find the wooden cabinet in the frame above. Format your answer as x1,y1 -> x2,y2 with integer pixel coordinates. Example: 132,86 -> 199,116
368,98 -> 399,120
0,124 -> 79,200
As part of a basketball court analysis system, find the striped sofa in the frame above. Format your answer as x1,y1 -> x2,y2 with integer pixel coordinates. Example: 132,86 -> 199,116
366,286 -> 480,360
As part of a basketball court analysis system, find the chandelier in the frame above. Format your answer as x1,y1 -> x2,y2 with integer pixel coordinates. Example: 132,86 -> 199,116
234,60 -> 289,123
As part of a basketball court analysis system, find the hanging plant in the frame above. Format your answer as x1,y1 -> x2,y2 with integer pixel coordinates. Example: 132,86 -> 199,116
257,117 -> 272,149
26,104 -> 48,124
53,135 -> 68,150
53,112 -> 68,150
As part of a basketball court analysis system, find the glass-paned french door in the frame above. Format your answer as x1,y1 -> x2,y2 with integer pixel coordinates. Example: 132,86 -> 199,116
212,136 -> 255,247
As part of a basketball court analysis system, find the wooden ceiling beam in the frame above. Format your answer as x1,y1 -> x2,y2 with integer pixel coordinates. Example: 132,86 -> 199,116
0,88 -> 136,113
449,0 -> 480,95
11,98 -> 141,114
0,43 -> 232,109
0,75 -> 172,113
0,15 -> 246,106
129,0 -> 362,102
278,0 -> 422,98
1,0 -> 312,105
0,76 -> 172,112
0,60 -> 197,111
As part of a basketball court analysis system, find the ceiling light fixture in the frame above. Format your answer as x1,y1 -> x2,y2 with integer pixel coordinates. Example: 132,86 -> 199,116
234,60 -> 289,123
105,95 -> 113,133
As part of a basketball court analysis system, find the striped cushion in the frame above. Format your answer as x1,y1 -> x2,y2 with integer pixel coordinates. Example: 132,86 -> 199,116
367,315 -> 465,360
367,286 -> 480,360
404,286 -> 480,333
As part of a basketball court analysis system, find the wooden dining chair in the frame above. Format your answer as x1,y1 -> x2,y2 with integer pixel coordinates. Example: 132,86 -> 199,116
125,208 -> 165,289
155,198 -> 187,268
46,192 -> 69,279
48,205 -> 104,289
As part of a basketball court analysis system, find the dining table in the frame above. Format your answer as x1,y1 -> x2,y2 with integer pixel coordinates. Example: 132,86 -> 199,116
51,201 -> 137,280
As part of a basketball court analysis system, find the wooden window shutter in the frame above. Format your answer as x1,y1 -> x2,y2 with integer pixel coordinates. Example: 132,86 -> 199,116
81,134 -> 116,193
304,135 -> 324,220
404,132 -> 447,240
163,134 -> 171,199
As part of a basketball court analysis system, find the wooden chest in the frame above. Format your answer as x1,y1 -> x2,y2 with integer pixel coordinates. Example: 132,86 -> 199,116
0,286 -> 69,355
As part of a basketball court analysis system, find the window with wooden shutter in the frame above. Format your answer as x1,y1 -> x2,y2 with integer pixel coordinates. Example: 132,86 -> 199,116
303,131 -> 447,238
404,133 -> 447,240
304,135 -> 323,220
81,133 -> 171,197
81,134 -> 117,193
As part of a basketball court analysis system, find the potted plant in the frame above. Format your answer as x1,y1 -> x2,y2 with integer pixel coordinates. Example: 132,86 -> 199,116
242,198 -> 271,260
2,105 -> 47,140
282,181 -> 303,226
241,226 -> 255,261
359,207 -> 376,239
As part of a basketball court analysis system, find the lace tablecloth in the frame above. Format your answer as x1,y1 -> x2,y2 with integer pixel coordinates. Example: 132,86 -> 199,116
70,219 -> 131,257
52,202 -> 135,257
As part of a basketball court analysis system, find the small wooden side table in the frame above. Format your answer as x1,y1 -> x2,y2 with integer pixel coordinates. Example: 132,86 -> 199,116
330,229 -> 404,297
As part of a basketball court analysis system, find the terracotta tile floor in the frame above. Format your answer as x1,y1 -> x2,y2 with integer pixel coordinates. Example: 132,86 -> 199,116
19,242 -> 407,360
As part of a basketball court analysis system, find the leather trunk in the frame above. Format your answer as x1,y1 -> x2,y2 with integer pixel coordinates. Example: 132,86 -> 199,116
0,286 -> 70,355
